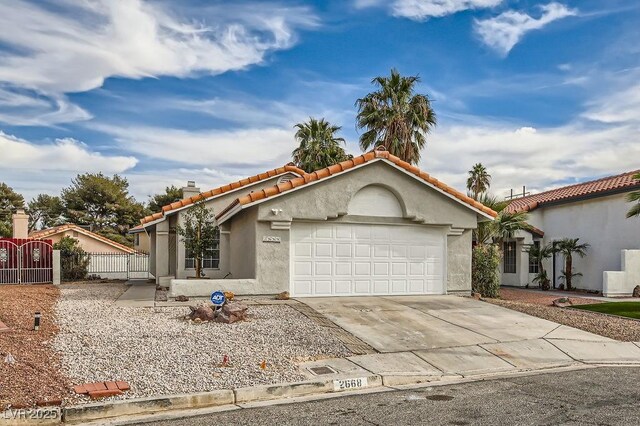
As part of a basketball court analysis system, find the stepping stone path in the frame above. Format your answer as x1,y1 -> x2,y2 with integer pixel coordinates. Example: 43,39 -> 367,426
73,381 -> 130,399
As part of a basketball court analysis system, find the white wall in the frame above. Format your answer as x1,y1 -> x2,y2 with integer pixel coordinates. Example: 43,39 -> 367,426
532,193 -> 640,291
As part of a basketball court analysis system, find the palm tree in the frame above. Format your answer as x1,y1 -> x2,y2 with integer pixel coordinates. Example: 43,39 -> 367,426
527,243 -> 554,290
291,118 -> 350,172
626,172 -> 640,218
356,69 -> 436,164
467,163 -> 491,200
554,238 -> 589,290
475,202 -> 530,247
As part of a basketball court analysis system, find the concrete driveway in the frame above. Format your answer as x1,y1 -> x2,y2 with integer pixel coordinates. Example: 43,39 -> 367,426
299,296 -> 640,380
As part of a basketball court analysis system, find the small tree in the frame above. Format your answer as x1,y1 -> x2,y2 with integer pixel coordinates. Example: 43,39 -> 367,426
527,243 -> 554,290
555,238 -> 589,291
472,244 -> 501,298
176,201 -> 218,278
54,236 -> 90,281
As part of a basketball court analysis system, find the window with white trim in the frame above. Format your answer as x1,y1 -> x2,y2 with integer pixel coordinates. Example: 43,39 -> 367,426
503,241 -> 516,274
185,228 -> 220,269
528,241 -> 540,274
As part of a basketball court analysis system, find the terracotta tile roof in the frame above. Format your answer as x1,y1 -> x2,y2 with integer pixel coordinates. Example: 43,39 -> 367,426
506,169 -> 640,213
140,165 -> 305,225
216,148 -> 498,221
29,224 -> 136,254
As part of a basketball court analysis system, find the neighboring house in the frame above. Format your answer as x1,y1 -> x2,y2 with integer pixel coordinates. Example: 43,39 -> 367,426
129,225 -> 150,253
140,148 -> 496,297
30,224 -> 136,254
500,170 -> 640,296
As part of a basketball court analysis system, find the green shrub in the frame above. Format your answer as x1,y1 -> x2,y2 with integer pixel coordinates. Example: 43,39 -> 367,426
472,244 -> 501,298
54,236 -> 90,281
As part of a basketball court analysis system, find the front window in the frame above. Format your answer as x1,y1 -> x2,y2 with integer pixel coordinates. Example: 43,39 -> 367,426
503,241 -> 516,273
185,228 -> 220,269
529,241 -> 540,274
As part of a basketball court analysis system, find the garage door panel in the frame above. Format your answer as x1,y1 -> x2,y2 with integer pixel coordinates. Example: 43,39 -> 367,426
315,225 -> 333,239
336,226 -> 352,239
373,244 -> 390,258
315,262 -> 332,276
355,244 -> 371,257
315,280 -> 332,295
391,262 -> 407,275
373,280 -> 390,293
335,280 -> 352,294
391,245 -> 408,258
295,242 -> 312,257
409,279 -> 425,293
373,262 -> 389,275
315,243 -> 332,257
335,243 -> 352,257
354,262 -> 371,275
354,280 -> 371,294
291,223 -> 444,297
409,262 -> 424,276
354,226 -> 371,240
294,261 -> 312,276
391,280 -> 407,293
335,262 -> 352,276
294,280 -> 312,296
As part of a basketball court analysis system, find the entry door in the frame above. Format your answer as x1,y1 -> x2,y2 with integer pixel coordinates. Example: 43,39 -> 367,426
290,222 -> 445,297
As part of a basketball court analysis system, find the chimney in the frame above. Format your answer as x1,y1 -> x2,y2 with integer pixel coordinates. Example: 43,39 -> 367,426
12,209 -> 29,239
182,181 -> 200,199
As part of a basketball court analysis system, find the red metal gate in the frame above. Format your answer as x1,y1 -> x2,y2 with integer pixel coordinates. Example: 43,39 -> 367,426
0,239 -> 53,284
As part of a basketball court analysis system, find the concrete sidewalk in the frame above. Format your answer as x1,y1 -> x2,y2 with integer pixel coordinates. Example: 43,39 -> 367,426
115,281 -> 156,308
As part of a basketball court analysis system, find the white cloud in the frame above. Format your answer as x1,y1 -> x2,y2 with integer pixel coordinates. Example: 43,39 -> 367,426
0,131 -> 137,172
354,0 -> 502,19
474,3 -> 577,55
92,124 -> 298,169
0,0 -> 317,125
421,122 -> 640,198
582,83 -> 640,124
0,131 -> 138,200
0,87 -> 92,126
392,0 -> 503,20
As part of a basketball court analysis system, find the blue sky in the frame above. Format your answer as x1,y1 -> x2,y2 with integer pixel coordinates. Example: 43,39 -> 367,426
0,0 -> 638,203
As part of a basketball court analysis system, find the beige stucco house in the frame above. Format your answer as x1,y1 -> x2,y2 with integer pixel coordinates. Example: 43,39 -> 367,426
29,223 -> 136,254
140,148 -> 496,298
129,225 -> 150,253
500,170 -> 640,296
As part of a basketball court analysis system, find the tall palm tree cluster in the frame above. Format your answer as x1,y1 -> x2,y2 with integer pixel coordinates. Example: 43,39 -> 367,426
291,68 -> 436,172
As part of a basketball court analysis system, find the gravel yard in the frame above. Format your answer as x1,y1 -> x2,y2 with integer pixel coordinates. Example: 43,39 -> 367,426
0,285 -> 71,410
498,288 -> 604,306
53,282 -> 351,403
486,297 -> 640,341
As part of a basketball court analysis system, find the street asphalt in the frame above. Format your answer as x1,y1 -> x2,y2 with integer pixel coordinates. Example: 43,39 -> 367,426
141,367 -> 640,426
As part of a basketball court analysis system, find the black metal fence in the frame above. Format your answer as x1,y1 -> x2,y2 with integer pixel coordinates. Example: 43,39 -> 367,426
61,252 -> 150,281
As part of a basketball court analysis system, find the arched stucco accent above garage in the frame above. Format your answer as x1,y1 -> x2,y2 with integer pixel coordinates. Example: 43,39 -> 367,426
347,185 -> 405,218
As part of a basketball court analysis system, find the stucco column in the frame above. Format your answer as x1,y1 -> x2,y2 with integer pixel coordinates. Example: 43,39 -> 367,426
155,220 -> 170,283
52,250 -> 61,285
12,209 -> 29,239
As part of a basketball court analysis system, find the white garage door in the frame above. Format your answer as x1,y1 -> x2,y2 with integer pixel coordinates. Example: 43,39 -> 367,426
291,222 -> 445,297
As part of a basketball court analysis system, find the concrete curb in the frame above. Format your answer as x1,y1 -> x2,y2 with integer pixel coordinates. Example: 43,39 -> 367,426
62,390 -> 234,424
5,363 -> 640,424
234,373 -> 383,403
61,374 -> 384,424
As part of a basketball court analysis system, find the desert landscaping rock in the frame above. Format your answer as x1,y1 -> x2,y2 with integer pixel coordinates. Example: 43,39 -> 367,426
53,283 -> 351,404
